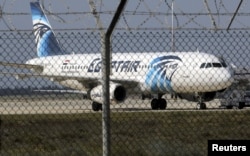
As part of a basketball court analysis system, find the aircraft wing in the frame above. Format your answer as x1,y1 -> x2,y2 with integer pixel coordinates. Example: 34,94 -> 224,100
111,78 -> 140,88
33,89 -> 87,94
0,71 -> 98,83
0,61 -> 141,93
0,62 -> 43,69
0,60 -> 42,79
0,62 -> 44,72
0,71 -> 140,90
0,61 -> 93,81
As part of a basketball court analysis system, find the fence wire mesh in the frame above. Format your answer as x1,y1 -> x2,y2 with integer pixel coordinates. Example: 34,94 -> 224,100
0,30 -> 250,155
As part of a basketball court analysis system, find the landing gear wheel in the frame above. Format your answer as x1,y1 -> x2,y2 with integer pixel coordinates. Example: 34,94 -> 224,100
196,102 -> 207,110
159,99 -> 167,110
151,98 -> 167,110
238,102 -> 245,109
151,98 -> 159,110
92,102 -> 102,111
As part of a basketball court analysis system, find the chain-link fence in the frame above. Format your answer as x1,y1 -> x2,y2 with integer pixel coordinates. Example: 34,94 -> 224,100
0,30 -> 250,155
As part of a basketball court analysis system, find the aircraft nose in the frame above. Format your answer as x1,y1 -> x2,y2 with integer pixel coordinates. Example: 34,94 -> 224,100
221,68 -> 234,87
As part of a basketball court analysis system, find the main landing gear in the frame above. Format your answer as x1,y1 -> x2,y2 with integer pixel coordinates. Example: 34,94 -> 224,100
151,94 -> 167,110
92,102 -> 102,111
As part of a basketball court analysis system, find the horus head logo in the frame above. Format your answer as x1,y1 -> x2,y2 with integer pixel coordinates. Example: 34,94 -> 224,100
146,55 -> 182,92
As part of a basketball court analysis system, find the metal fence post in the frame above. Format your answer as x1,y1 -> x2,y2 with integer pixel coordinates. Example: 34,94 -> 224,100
101,1 -> 127,156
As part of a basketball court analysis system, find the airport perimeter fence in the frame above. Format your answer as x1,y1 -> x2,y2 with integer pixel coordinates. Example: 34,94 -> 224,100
0,30 -> 250,155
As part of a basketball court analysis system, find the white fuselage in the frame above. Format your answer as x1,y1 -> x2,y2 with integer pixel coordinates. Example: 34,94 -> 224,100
26,52 -> 234,94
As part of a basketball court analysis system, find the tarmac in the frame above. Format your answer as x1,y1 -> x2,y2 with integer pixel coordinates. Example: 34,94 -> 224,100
0,94 -> 227,115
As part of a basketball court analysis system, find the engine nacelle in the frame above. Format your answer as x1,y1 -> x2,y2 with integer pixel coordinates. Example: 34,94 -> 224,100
177,91 -> 217,102
90,83 -> 126,104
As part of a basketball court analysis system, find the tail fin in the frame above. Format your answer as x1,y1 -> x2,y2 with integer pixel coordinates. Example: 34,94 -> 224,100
30,2 -> 65,57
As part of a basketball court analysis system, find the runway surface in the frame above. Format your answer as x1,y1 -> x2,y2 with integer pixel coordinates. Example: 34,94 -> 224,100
0,94 -> 238,114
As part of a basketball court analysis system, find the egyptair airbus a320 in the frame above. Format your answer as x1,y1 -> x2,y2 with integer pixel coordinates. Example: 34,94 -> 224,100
0,2 -> 234,111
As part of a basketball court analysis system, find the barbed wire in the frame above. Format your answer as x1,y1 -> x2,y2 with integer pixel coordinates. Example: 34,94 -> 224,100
0,0 -> 250,31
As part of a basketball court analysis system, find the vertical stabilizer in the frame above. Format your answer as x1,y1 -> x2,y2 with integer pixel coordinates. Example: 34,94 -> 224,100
30,2 -> 64,57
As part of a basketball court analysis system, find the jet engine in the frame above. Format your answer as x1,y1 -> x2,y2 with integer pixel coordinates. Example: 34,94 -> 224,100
90,83 -> 126,104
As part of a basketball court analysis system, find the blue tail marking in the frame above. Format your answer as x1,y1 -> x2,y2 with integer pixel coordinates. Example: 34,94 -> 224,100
30,2 -> 65,57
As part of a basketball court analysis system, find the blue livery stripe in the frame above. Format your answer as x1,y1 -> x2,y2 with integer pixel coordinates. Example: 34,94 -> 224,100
145,55 -> 182,93
30,2 -> 65,57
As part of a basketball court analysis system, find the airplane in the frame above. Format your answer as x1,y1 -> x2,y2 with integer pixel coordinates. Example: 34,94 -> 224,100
0,2 -> 234,111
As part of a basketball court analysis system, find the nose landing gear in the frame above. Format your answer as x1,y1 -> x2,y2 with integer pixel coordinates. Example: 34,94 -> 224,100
151,94 -> 167,110
196,93 -> 207,110
196,102 -> 207,110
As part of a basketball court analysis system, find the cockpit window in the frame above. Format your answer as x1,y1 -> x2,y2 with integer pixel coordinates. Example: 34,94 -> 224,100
200,63 -> 206,68
200,62 -> 226,68
200,57 -> 228,69
212,63 -> 222,68
219,57 -> 228,67
206,63 -> 212,68
221,61 -> 227,67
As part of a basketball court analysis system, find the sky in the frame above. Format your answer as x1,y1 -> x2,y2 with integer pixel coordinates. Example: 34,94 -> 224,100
0,0 -> 250,31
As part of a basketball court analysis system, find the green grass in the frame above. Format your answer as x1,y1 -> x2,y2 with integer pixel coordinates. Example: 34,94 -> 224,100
0,110 -> 250,155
